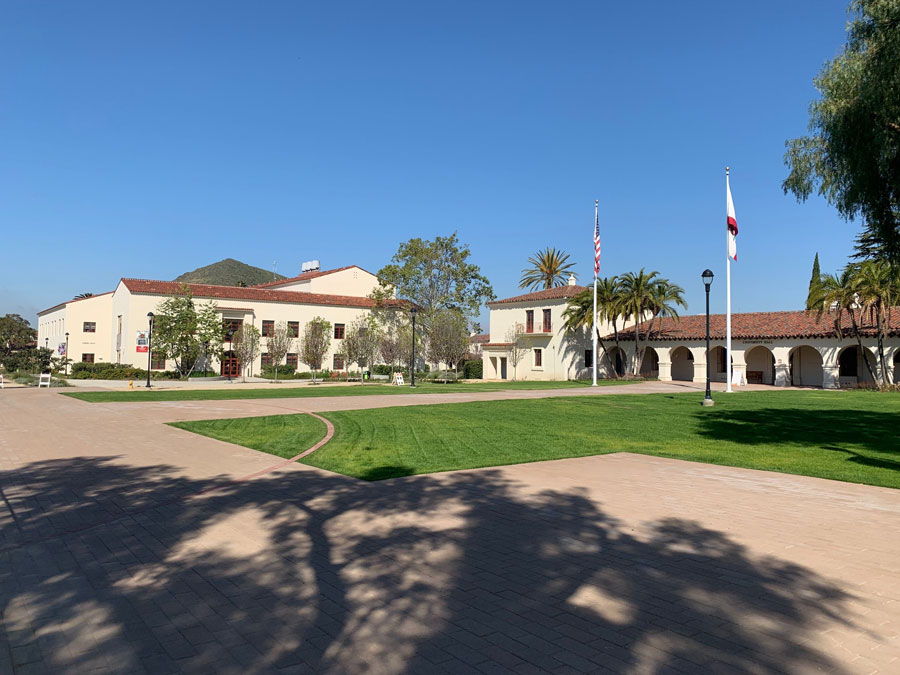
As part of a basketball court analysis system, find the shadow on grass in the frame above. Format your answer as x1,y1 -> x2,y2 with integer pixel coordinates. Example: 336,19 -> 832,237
696,407 -> 899,457
358,465 -> 416,481
0,456 -> 857,673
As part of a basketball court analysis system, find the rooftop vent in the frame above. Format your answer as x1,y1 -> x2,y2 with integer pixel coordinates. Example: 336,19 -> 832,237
301,260 -> 320,273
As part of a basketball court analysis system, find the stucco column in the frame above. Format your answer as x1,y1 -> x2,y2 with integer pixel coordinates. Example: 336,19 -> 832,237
692,359 -> 707,384
772,347 -> 791,387
656,347 -> 672,382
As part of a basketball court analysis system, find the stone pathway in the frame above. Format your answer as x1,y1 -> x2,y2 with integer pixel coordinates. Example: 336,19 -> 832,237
1,386 -> 898,674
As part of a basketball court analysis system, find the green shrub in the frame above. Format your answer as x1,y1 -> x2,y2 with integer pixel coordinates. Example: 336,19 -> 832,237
462,360 -> 483,379
422,370 -> 459,382
69,362 -> 147,380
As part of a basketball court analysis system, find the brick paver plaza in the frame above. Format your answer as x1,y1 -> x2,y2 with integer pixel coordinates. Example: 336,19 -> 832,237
1,385 -> 899,674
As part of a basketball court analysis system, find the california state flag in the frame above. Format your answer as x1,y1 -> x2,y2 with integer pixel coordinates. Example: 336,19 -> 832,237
726,172 -> 738,261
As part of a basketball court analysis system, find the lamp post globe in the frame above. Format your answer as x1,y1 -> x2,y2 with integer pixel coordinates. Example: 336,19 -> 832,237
409,306 -> 417,388
701,270 -> 714,407
146,312 -> 154,388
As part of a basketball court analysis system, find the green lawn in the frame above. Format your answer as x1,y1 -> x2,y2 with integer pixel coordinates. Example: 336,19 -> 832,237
171,390 -> 900,487
63,379 -> 634,403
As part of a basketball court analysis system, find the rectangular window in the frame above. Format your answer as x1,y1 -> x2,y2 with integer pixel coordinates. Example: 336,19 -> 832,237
333,354 -> 345,370
150,352 -> 166,370
334,323 -> 345,339
288,321 -> 299,338
584,349 -> 593,368
83,321 -> 96,333
82,353 -> 95,363
261,352 -> 272,366
525,310 -> 534,333
534,348 -> 542,368
286,353 -> 298,369
261,320 -> 274,337
542,309 -> 551,332
223,318 -> 243,336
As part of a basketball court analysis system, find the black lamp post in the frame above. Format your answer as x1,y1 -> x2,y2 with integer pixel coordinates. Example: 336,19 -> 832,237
701,269 -> 715,407
45,337 -> 49,349
146,312 -> 154,388
410,306 -> 417,388
64,332 -> 70,375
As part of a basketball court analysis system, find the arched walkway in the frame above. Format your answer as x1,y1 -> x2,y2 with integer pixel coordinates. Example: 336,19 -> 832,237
606,346 -> 627,377
789,346 -> 823,387
745,346 -> 776,385
710,346 -> 728,382
640,347 -> 659,378
670,346 -> 693,382
837,345 -> 877,387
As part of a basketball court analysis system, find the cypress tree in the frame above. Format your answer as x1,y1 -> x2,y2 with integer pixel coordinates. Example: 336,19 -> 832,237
807,253 -> 821,302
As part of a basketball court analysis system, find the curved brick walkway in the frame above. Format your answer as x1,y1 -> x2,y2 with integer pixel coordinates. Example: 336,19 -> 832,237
1,386 -> 899,674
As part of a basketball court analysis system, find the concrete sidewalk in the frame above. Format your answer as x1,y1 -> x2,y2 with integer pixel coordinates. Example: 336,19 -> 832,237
1,384 -> 898,674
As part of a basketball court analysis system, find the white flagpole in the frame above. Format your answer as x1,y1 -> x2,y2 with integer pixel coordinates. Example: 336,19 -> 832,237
592,199 -> 598,387
726,167 -> 733,393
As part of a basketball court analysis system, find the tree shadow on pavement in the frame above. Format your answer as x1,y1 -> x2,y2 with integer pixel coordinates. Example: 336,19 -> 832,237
0,456 -> 858,674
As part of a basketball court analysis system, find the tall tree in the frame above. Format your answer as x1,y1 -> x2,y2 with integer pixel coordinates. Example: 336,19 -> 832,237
0,314 -> 34,351
808,253 -> 822,300
376,234 -> 494,333
300,317 -> 332,383
342,316 -> 381,383
617,269 -> 661,375
519,248 -> 576,291
855,259 -> 899,385
806,267 -> 878,382
152,286 -> 224,377
783,0 -> 900,262
504,323 -> 530,382
265,322 -> 294,383
425,309 -> 470,377
562,277 -> 623,375
232,324 -> 261,382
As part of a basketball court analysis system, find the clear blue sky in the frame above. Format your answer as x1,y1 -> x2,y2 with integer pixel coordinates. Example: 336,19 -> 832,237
1,1 -> 857,328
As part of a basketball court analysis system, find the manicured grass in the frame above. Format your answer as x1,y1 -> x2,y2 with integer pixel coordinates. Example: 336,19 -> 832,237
62,379 -> 635,403
169,414 -> 328,459
173,390 -> 900,487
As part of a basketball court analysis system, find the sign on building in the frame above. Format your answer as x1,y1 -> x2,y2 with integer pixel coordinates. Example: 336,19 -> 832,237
136,330 -> 149,353
58,343 -> 66,356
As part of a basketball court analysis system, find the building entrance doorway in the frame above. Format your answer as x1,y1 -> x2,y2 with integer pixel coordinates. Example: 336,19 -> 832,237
500,357 -> 508,380
221,351 -> 240,378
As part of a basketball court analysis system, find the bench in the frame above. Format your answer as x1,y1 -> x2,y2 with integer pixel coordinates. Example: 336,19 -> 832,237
746,370 -> 763,385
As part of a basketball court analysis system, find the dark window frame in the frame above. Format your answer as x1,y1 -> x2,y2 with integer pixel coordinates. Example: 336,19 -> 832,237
525,310 -> 534,333
542,309 -> 551,332
81,353 -> 95,363
286,353 -> 298,369
261,320 -> 274,337
334,323 -> 345,339
83,321 -> 96,333
150,352 -> 166,370
534,348 -> 542,368
287,321 -> 299,338
333,354 -> 345,370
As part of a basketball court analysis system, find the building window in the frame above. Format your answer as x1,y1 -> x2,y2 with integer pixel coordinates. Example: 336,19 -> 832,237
288,321 -> 299,338
286,353 -> 298,369
542,309 -> 551,332
82,353 -> 95,363
525,310 -> 534,333
150,352 -> 166,370
83,322 -> 96,333
534,348 -> 542,368
223,318 -> 243,336
261,352 -> 272,366
333,354 -> 345,370
334,323 -> 345,339
584,349 -> 593,368
261,320 -> 274,337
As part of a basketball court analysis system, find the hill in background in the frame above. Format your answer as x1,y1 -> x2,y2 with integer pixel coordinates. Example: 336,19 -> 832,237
174,259 -> 286,287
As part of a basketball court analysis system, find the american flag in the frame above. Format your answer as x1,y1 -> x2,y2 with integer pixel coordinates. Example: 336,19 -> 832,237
593,201 -> 601,277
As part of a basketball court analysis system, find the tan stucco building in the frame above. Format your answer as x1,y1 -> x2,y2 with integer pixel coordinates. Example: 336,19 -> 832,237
37,266 -> 391,376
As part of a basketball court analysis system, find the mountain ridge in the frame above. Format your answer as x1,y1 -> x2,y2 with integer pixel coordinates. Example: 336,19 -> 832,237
173,259 -> 286,287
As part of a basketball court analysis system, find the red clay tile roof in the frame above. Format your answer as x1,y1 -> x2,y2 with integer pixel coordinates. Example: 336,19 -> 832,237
469,333 -> 491,344
120,278 -> 406,309
488,285 -> 587,306
483,342 -> 514,348
609,309 -> 900,341
253,265 -> 372,288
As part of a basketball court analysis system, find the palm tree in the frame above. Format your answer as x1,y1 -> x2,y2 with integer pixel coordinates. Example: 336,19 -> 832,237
519,248 -> 576,291
617,268 -> 660,375
807,267 -> 878,382
645,278 -> 687,338
855,259 -> 899,385
562,276 -> 624,375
